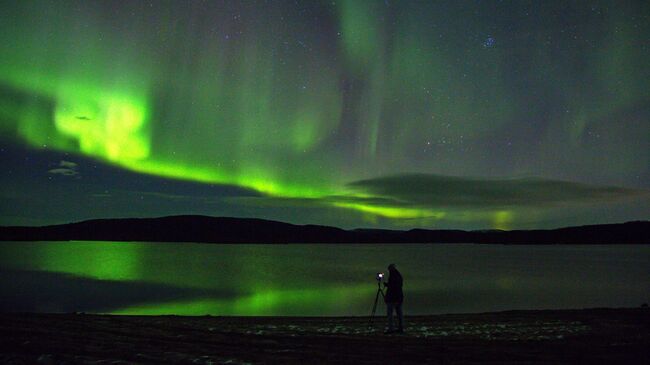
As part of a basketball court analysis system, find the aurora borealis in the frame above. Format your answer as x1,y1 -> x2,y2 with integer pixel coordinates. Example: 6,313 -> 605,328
1,0 -> 649,229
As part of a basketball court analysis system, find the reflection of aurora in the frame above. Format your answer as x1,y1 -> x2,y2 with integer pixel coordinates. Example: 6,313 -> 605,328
2,241 -> 649,315
3,2 -> 647,229
0,241 -> 379,315
4,241 -> 367,314
111,286 -> 374,316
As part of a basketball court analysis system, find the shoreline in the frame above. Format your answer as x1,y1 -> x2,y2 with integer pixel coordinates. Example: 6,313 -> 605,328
2,307 -> 648,364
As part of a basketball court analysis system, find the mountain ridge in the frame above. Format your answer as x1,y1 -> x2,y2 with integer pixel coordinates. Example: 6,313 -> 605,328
0,215 -> 648,244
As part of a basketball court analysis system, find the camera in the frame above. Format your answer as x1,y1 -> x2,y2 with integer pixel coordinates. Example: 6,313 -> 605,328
376,272 -> 384,281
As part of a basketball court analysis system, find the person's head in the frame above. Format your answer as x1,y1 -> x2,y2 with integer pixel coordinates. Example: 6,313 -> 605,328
388,263 -> 396,272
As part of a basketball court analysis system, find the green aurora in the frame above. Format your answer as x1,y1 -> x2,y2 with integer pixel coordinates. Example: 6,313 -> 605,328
1,1 -> 649,229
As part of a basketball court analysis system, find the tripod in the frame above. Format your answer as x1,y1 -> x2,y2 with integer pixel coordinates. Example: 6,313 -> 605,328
369,281 -> 385,326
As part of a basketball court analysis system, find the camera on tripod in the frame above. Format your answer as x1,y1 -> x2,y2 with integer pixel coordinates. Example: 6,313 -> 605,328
376,272 -> 384,281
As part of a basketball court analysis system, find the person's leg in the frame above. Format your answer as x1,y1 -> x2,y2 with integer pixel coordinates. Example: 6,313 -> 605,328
396,303 -> 404,332
386,303 -> 394,331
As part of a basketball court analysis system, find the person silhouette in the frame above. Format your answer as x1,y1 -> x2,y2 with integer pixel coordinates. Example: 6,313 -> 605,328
384,263 -> 404,333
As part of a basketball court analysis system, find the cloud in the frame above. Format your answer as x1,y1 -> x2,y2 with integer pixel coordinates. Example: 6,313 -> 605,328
59,160 -> 77,169
345,174 -> 647,209
222,174 -> 647,223
47,168 -> 77,176
48,160 -> 79,177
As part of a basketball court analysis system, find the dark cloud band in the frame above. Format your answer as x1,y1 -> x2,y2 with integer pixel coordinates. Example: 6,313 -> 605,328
346,174 -> 646,209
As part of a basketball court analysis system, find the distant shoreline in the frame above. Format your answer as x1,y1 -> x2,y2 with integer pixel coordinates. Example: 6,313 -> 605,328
1,216 -> 648,244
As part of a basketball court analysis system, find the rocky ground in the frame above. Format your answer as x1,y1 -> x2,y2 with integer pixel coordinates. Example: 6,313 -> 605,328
1,308 -> 648,364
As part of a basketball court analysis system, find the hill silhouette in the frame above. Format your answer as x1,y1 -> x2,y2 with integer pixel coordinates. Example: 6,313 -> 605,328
0,216 -> 648,244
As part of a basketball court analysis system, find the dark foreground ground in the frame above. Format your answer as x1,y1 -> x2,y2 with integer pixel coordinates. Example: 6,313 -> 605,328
1,308 -> 649,364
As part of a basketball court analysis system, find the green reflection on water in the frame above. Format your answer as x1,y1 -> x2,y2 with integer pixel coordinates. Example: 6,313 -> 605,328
111,285 -> 372,316
36,241 -> 144,281
3,241 -> 648,315
0,241 -> 381,315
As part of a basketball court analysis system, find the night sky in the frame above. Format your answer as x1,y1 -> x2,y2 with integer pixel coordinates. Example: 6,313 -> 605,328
1,0 -> 648,230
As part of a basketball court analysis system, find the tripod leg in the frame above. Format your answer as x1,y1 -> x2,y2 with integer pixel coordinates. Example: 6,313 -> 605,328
369,288 -> 382,326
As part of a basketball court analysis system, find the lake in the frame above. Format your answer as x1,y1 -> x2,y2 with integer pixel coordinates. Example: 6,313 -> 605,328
1,242 -> 648,316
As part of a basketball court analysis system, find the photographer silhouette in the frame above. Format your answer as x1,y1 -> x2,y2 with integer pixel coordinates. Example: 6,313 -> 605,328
384,263 -> 404,334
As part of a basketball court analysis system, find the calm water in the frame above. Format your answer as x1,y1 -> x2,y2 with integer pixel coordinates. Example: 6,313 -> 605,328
0,242 -> 648,316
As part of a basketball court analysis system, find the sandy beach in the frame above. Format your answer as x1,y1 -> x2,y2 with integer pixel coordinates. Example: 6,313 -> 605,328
1,308 -> 648,364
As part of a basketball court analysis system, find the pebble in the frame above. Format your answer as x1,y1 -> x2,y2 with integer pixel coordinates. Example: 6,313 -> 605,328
37,354 -> 54,365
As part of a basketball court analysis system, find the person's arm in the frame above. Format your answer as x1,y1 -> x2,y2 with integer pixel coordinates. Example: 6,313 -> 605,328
384,275 -> 394,289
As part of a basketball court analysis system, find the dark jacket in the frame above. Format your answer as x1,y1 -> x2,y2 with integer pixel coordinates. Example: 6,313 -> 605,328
384,268 -> 403,303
